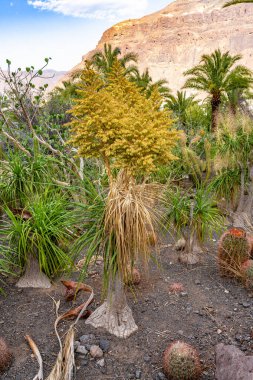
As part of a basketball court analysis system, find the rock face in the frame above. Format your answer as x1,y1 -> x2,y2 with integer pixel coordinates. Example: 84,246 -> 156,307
215,343 -> 253,380
65,0 -> 253,93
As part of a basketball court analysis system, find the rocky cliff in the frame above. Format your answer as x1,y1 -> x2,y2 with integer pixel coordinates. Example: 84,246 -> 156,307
65,0 -> 253,93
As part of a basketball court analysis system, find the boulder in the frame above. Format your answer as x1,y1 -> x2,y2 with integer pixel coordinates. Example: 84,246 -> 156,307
215,343 -> 253,380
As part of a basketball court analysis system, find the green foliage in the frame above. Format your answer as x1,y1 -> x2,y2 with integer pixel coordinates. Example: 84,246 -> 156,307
164,186 -> 223,241
210,168 -> 241,209
0,241 -> 18,293
215,112 -> 253,169
184,49 -> 253,130
166,91 -> 198,127
1,191 -> 77,278
130,68 -> 171,99
90,43 -> 138,79
0,152 -> 62,208
184,50 -> 252,97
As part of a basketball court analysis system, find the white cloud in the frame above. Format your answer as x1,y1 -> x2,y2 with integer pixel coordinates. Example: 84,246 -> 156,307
27,0 -> 149,20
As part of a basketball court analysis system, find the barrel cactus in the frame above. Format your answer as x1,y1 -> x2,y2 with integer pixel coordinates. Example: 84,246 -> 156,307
163,341 -> 202,380
218,228 -> 251,277
0,338 -> 12,373
241,259 -> 253,287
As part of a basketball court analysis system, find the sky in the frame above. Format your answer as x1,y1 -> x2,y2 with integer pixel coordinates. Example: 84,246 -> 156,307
0,0 -> 173,72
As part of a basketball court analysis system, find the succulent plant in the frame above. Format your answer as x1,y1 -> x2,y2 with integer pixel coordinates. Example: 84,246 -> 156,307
241,259 -> 253,287
218,228 -> 251,277
163,341 -> 202,380
0,338 -> 12,373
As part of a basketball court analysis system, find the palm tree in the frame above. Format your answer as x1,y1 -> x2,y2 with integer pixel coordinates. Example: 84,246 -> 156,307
183,49 -> 253,131
90,43 -> 138,79
166,91 -> 197,126
224,0 -> 253,7
130,68 -> 171,99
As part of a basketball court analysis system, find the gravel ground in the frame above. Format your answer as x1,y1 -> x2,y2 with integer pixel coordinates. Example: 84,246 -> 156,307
1,240 -> 253,380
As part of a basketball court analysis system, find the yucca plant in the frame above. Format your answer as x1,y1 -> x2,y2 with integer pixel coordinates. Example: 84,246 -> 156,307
214,112 -> 253,228
1,190 -> 77,288
164,186 -> 223,264
210,168 -> 241,211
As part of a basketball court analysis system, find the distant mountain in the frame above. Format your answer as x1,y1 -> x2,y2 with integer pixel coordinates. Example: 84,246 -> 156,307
62,0 -> 253,93
0,70 -> 66,95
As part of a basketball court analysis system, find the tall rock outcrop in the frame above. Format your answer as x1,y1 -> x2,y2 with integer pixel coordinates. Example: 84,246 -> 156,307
65,0 -> 253,92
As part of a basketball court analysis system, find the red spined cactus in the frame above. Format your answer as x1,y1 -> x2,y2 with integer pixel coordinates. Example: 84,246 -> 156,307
0,338 -> 12,373
163,341 -> 202,380
241,259 -> 253,287
218,228 -> 251,277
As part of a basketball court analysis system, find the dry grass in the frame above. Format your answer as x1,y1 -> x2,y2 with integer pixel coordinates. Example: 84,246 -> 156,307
105,170 -> 162,281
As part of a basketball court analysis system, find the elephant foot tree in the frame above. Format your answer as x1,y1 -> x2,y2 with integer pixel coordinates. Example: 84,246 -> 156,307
16,252 -> 51,289
2,193 -> 77,289
164,187 -> 223,265
67,60 -> 178,337
86,171 -> 161,337
213,112 -> 253,231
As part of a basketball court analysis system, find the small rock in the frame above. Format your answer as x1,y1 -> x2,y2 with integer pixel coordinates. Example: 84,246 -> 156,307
195,280 -> 201,285
135,369 -> 142,379
242,302 -> 251,308
81,358 -> 89,366
76,345 -> 88,355
74,341 -> 80,350
224,289 -> 229,294
79,334 -> 96,345
97,358 -> 105,367
215,343 -> 253,380
180,292 -> 188,297
157,372 -> 166,380
217,329 -> 222,335
99,338 -> 110,352
90,345 -> 103,359
144,354 -> 151,362
177,330 -> 184,335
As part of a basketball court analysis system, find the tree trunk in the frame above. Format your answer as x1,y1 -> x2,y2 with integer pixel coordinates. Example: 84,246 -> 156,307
85,273 -> 137,338
178,232 -> 202,265
211,95 -> 221,132
16,253 -> 51,288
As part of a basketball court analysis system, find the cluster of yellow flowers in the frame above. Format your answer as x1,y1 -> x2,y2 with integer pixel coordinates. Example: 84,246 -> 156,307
67,61 -> 179,175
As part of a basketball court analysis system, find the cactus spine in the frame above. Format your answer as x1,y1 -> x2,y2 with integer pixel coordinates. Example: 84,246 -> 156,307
0,338 -> 12,373
163,341 -> 202,380
241,259 -> 253,287
218,228 -> 251,277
